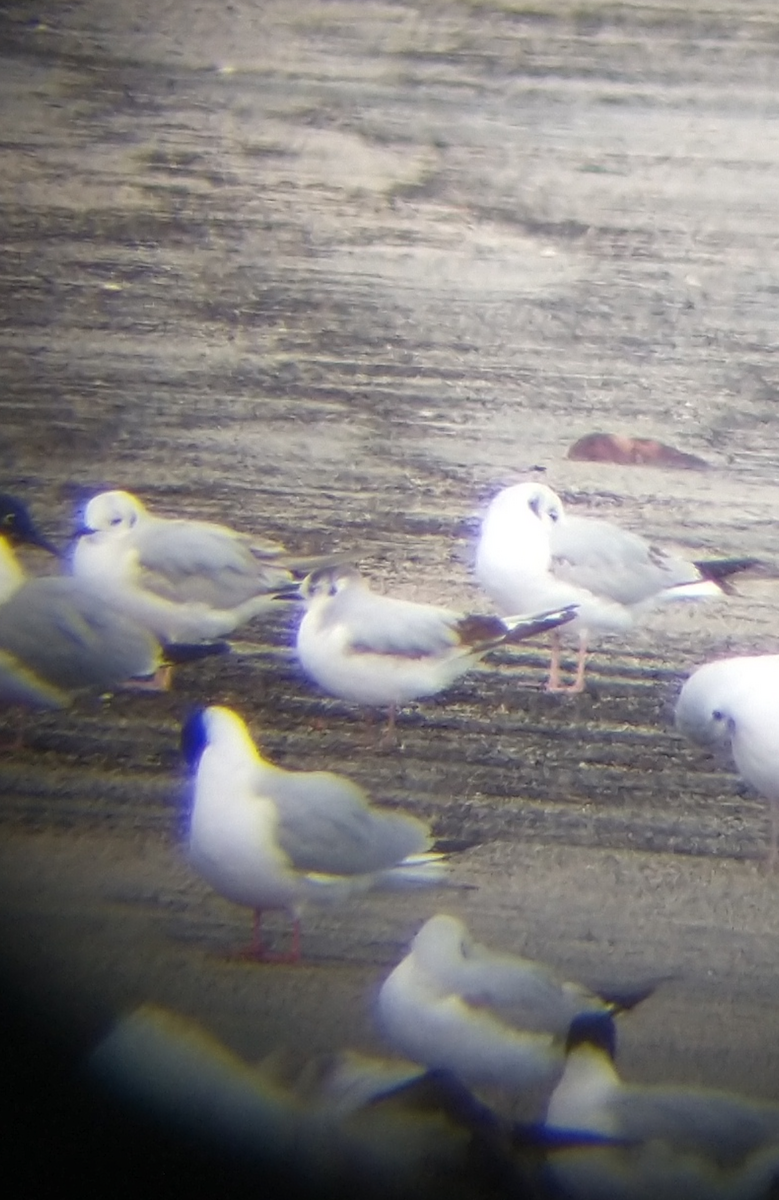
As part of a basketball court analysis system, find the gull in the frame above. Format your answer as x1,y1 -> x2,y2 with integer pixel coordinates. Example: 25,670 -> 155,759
476,481 -> 756,693
71,488 -> 311,644
376,923 -> 567,1112
295,563 -> 578,735
675,655 -> 779,868
0,493 -> 59,602
545,1011 -> 779,1200
181,705 -> 449,962
88,1005 -> 538,1198
0,496 -> 163,712
395,914 -> 656,1036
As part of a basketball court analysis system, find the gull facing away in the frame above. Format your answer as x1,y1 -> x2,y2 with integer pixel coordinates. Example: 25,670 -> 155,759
0,496 -> 163,712
675,655 -> 779,868
545,1012 -> 779,1200
296,563 -> 578,734
181,705 -> 449,963
476,481 -> 756,693
71,489 -> 312,644
376,916 -> 655,1114
392,914 -> 656,1037
376,919 -> 566,1112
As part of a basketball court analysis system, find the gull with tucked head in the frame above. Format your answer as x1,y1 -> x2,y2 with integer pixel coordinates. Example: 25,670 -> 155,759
296,563 -> 577,737
476,481 -> 757,693
71,489 -> 312,645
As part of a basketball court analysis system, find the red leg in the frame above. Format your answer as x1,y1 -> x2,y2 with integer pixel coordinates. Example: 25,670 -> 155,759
225,910 -> 302,964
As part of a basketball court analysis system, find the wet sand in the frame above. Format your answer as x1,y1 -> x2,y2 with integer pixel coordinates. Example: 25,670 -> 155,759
3,1 -> 779,1192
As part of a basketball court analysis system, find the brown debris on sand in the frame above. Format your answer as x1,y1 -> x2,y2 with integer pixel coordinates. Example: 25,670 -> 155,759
567,433 -> 709,470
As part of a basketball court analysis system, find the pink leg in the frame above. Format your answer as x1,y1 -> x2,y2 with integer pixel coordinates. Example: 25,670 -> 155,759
568,635 -> 589,694
379,704 -> 398,748
546,631 -> 562,691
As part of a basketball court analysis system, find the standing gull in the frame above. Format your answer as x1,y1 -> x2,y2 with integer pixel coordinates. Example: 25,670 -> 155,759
476,481 -> 756,693
675,655 -> 779,868
181,705 -> 448,962
296,563 -> 577,734
71,489 -> 311,645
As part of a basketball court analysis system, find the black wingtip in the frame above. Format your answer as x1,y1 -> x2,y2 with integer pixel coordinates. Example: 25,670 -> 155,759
163,642 -> 231,664
693,556 -> 761,591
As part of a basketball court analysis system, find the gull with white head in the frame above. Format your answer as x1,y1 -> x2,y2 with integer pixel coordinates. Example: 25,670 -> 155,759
476,481 -> 756,693
296,563 -> 577,737
71,489 -> 311,645
675,655 -> 779,868
181,705 -> 449,963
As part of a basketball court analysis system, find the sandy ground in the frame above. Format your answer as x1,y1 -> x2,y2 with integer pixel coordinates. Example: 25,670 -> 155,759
4,1 -> 779,1194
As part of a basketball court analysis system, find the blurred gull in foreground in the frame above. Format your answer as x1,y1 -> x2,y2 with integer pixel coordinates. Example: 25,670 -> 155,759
88,1003 -> 588,1200
476,481 -> 757,693
181,705 -> 450,962
71,488 -> 314,644
675,655 -> 779,868
544,1011 -> 779,1200
296,563 -> 577,736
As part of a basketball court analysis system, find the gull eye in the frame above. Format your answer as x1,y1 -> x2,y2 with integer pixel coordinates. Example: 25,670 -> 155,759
2,512 -> 14,526
712,709 -> 724,721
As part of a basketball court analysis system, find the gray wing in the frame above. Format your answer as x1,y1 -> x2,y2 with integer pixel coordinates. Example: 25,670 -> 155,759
262,765 -> 432,875
550,516 -> 700,606
136,520 -> 293,608
0,577 -> 159,693
334,588 -> 460,658
614,1089 -> 779,1168
450,946 -> 598,1035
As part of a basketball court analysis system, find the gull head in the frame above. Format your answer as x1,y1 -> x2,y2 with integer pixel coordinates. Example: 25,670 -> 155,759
675,663 -> 741,750
81,489 -> 147,535
411,914 -> 471,974
485,482 -> 564,530
299,563 -> 363,604
0,494 -> 58,554
181,705 -> 259,772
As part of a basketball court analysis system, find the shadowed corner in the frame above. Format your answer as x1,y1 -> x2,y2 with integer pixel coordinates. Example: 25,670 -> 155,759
0,969 -> 301,1200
